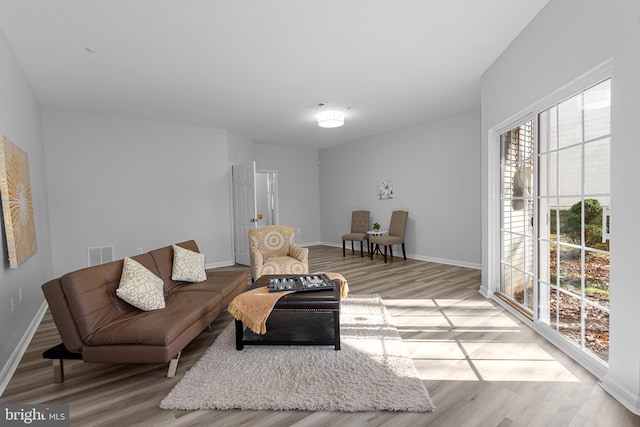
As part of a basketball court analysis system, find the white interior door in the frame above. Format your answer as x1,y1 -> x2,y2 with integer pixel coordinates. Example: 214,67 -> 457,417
232,162 -> 257,266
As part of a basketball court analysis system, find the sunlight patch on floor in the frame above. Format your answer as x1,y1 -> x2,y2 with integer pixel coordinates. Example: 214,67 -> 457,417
384,298 -> 581,383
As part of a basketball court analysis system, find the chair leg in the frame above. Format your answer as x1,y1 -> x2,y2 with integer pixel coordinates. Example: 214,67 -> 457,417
342,240 -> 346,257
360,241 -> 364,257
402,243 -> 406,260
351,241 -> 355,254
383,245 -> 387,263
389,245 -> 394,259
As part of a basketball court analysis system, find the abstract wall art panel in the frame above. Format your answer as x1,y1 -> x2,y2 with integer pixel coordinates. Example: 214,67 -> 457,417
0,135 -> 37,268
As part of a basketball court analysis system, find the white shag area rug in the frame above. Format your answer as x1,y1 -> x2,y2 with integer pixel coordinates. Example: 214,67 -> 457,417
160,294 -> 434,413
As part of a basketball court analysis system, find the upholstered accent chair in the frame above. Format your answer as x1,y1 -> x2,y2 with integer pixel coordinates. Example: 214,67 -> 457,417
342,210 -> 370,257
370,210 -> 408,263
249,225 -> 309,281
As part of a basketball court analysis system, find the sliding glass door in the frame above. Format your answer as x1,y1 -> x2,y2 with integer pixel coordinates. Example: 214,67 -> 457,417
498,78 -> 611,363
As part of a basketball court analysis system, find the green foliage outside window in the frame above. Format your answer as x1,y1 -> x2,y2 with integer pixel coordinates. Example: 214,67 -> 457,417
550,199 -> 608,250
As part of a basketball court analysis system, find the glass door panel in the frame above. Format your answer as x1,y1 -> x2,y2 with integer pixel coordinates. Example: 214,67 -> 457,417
500,120 -> 535,313
537,78 -> 611,363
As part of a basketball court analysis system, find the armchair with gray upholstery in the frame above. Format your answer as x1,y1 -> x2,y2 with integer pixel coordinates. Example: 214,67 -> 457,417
249,225 -> 309,281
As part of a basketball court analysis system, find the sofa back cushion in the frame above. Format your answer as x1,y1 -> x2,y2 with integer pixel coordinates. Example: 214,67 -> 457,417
60,253 -> 158,343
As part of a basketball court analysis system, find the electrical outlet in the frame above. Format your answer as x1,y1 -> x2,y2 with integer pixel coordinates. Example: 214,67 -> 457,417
10,297 -> 15,313
136,248 -> 143,255
296,228 -> 301,234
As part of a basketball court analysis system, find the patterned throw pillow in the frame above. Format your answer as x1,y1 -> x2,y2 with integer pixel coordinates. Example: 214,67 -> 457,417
171,244 -> 206,283
116,257 -> 165,311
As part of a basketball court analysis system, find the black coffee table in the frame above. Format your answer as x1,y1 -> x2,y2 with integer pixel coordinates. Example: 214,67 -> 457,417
234,274 -> 341,351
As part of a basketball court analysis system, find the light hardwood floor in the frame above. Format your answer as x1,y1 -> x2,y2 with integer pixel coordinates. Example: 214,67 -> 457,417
1,245 -> 638,426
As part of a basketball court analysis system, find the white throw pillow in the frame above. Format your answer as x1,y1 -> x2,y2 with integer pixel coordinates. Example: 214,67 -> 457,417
172,244 -> 207,283
116,257 -> 165,311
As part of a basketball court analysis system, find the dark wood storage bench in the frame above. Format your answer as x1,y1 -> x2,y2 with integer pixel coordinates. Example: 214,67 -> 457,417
235,274 -> 341,351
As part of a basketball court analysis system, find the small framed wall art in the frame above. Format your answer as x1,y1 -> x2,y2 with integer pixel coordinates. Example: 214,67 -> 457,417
377,179 -> 393,200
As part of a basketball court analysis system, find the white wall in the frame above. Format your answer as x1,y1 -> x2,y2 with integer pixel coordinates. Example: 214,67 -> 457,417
42,108 -> 234,276
0,31 -> 53,392
227,130 -> 255,164
254,143 -> 321,245
481,0 -> 640,414
319,108 -> 481,267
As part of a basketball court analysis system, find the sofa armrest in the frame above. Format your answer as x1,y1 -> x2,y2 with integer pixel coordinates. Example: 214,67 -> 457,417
42,279 -> 85,354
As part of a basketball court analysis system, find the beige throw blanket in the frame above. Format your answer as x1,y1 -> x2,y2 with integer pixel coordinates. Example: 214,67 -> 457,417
228,272 -> 349,335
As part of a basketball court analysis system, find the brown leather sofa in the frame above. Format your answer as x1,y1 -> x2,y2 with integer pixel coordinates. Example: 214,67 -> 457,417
41,240 -> 247,382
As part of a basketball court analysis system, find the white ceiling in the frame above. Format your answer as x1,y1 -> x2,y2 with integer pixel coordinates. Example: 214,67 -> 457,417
0,0 -> 549,149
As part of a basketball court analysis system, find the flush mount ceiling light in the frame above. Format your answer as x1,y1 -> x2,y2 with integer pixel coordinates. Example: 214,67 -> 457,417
317,110 -> 345,128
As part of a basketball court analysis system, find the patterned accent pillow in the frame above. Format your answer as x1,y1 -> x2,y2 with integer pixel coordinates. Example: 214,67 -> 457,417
172,245 -> 207,283
116,257 -> 165,311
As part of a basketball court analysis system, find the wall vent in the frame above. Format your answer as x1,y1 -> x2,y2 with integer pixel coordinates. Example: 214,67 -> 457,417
87,246 -> 114,267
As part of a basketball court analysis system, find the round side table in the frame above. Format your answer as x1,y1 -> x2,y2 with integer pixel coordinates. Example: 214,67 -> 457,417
367,230 -> 387,256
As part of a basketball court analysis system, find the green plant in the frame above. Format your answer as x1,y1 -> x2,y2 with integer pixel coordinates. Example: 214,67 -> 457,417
561,199 -> 607,249
373,222 -> 380,231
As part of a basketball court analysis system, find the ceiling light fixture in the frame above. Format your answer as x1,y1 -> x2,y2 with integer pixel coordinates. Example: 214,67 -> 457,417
317,110 -> 345,128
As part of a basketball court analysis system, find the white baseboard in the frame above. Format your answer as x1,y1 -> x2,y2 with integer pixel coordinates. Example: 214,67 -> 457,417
298,241 -> 323,247
479,284 -> 493,298
409,254 -> 480,270
207,243 -> 482,275
320,241 -> 481,270
205,259 -> 236,269
0,301 -> 48,397
601,375 -> 640,415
